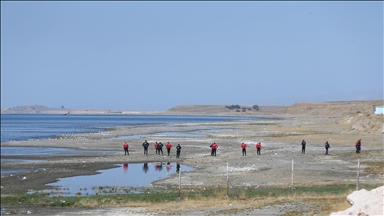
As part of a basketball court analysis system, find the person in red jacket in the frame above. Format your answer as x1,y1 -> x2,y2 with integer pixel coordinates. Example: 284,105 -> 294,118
166,142 -> 173,156
211,142 -> 218,156
241,143 -> 247,156
154,142 -> 159,155
256,142 -> 261,155
123,141 -> 129,156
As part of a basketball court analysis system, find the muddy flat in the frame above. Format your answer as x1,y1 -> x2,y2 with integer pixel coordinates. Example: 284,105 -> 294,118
1,101 -> 383,215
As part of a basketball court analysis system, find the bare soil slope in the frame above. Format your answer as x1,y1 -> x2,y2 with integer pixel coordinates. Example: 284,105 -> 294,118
166,101 -> 384,134
277,100 -> 383,116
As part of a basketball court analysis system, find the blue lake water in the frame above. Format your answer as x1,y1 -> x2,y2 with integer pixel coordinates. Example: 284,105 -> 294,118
1,114 -> 263,143
0,114 -> 265,181
111,132 -> 205,140
0,146 -> 115,156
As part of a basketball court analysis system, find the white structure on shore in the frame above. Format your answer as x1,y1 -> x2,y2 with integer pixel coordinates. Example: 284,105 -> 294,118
374,106 -> 384,114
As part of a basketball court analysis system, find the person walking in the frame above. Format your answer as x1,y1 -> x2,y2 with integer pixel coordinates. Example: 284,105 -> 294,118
142,140 -> 149,155
301,140 -> 306,154
256,142 -> 261,155
176,144 -> 181,158
241,143 -> 247,156
325,141 -> 330,155
166,142 -> 173,156
123,141 -> 129,156
355,139 -> 361,153
358,139 -> 362,152
158,142 -> 164,155
154,142 -> 159,155
211,142 -> 218,156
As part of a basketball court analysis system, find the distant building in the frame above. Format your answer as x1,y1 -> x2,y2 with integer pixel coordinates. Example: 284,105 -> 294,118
374,106 -> 384,114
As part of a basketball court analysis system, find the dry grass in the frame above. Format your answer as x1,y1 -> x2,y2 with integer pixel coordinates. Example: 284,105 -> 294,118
364,161 -> 384,175
144,193 -> 353,215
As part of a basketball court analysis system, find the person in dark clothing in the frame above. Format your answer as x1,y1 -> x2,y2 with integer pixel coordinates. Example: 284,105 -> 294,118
176,144 -> 181,158
142,140 -> 149,155
325,141 -> 330,155
301,140 -> 306,154
158,142 -> 164,155
355,139 -> 361,153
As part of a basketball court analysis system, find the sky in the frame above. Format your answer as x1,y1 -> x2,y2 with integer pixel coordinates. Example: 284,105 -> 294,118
1,1 -> 383,111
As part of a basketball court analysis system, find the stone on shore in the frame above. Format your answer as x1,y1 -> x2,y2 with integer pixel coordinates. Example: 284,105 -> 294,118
330,186 -> 384,216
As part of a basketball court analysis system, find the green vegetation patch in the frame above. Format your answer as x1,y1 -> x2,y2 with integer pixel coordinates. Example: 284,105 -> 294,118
1,183 -> 380,208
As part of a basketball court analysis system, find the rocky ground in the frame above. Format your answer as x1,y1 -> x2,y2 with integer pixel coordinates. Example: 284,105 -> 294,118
1,101 -> 383,215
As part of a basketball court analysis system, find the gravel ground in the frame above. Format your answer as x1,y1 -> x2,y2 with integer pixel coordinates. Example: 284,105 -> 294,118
1,115 -> 383,215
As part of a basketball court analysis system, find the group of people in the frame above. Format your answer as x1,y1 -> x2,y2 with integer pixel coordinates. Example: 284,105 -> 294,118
302,139 -> 331,155
303,139 -> 362,155
239,142 -> 262,156
140,140 -> 182,158
123,139 -> 362,157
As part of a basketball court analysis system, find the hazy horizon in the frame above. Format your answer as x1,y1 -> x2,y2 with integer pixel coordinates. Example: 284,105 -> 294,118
2,99 -> 383,112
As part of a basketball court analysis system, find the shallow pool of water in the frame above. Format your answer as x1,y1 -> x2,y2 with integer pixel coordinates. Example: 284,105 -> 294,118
33,162 -> 193,196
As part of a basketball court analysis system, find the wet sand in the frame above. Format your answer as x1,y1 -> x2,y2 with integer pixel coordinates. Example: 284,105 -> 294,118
1,114 -> 383,215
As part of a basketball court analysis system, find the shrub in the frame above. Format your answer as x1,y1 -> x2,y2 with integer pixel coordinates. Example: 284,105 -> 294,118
225,105 -> 241,110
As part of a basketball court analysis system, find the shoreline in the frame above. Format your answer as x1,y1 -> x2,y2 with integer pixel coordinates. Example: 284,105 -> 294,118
1,114 -> 274,144
1,112 -> 383,215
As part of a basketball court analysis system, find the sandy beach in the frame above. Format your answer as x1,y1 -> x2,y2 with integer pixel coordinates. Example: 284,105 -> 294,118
1,101 -> 383,215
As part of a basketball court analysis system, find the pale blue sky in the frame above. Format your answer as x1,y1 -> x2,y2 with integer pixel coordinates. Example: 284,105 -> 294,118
1,2 -> 383,111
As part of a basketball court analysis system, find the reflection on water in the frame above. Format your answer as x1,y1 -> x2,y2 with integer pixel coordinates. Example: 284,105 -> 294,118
166,162 -> 171,172
143,163 -> 148,173
32,162 -> 193,196
154,162 -> 163,172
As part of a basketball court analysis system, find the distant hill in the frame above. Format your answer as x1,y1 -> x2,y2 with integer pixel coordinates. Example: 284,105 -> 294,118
2,100 -> 382,117
2,101 -> 382,134
0,105 -> 155,115
1,105 -> 54,114
165,105 -> 285,116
